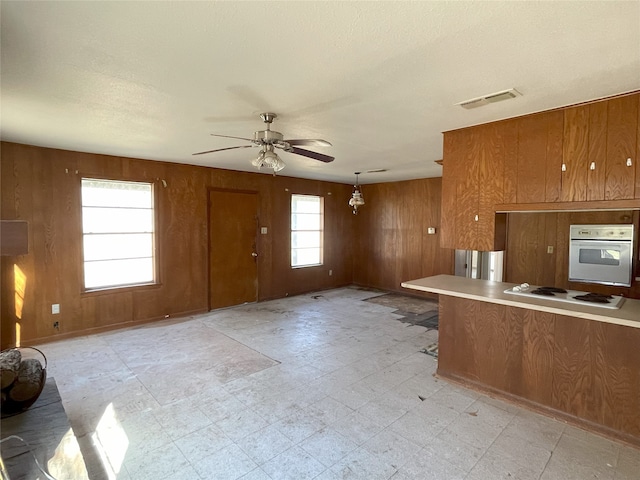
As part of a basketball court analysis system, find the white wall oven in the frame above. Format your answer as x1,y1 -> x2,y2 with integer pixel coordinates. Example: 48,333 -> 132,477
569,224 -> 634,287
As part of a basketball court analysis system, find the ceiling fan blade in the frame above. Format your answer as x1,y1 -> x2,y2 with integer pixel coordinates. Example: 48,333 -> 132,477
290,147 -> 335,163
210,133 -> 255,142
284,139 -> 332,147
192,145 -> 253,156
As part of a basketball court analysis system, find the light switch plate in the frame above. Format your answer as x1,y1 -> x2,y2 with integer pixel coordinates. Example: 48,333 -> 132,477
427,227 -> 436,235
52,304 -> 60,314
547,246 -> 554,254
261,227 -> 268,234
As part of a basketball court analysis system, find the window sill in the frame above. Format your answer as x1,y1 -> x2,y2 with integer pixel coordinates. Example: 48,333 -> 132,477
81,282 -> 162,297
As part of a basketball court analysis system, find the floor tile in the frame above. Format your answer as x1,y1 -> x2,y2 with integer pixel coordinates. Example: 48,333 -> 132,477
192,443 -> 258,480
261,445 -> 326,480
298,427 -> 359,468
236,423 -> 295,465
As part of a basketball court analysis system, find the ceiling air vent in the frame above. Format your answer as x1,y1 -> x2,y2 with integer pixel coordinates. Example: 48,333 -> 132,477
456,88 -> 521,110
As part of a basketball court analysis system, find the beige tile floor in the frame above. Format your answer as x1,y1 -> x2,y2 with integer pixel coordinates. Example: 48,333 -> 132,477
39,287 -> 639,479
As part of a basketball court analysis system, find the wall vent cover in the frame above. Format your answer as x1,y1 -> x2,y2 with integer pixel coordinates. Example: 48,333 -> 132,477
456,88 -> 521,109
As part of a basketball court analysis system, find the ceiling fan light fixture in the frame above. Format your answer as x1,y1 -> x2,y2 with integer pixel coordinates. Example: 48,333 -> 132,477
253,147 -> 285,172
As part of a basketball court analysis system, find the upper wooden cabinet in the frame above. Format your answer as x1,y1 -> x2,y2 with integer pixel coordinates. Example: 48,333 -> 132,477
512,110 -> 564,204
561,93 -> 639,202
441,92 -> 639,251
441,121 -> 513,251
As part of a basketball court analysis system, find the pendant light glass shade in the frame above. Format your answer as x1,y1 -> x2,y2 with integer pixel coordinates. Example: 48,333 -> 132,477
252,146 -> 285,172
349,172 -> 365,214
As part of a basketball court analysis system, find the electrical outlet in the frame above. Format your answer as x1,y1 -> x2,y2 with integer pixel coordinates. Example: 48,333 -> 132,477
52,304 -> 60,314
329,269 -> 333,276
547,246 -> 554,254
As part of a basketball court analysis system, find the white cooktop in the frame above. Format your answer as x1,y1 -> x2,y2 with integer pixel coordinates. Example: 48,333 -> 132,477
504,284 -> 625,310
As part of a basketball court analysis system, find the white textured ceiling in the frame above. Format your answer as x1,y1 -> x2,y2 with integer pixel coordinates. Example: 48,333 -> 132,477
1,1 -> 639,184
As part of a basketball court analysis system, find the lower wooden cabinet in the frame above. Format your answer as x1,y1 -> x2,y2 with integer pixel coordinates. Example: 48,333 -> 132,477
438,296 -> 640,445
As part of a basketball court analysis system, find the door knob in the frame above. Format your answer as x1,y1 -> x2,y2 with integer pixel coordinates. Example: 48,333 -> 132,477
251,252 -> 258,257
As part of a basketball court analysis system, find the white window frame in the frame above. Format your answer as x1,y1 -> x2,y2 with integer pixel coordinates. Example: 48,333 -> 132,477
81,178 -> 157,291
291,194 -> 324,268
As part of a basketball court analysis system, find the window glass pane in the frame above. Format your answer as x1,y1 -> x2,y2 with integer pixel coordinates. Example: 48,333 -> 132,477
291,248 -> 321,266
291,194 -> 323,268
292,195 -> 321,214
81,178 -> 155,289
292,231 -> 321,249
82,207 -> 153,233
292,213 -> 321,230
84,233 -> 153,261
84,258 -> 154,289
81,179 -> 152,208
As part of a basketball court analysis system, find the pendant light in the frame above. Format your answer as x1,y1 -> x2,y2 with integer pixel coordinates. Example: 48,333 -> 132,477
349,172 -> 365,214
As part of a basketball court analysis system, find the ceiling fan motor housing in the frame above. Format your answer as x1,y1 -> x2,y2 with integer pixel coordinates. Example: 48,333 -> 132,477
253,129 -> 284,144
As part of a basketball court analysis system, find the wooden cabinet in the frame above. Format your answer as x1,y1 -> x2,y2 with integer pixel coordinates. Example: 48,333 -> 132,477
561,93 -> 639,202
605,94 -> 638,200
441,122 -> 513,251
438,295 -> 640,445
514,110 -> 564,204
441,92 -> 639,250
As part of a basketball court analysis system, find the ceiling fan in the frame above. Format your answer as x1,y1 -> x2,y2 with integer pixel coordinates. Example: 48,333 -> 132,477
193,113 -> 334,172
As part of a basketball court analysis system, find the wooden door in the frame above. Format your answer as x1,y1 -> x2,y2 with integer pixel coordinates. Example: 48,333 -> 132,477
605,94 -> 638,200
209,190 -> 258,310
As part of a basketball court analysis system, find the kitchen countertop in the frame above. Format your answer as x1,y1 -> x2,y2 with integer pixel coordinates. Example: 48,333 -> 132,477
401,275 -> 640,329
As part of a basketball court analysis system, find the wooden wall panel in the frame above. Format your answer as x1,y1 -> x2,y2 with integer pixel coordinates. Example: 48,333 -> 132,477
552,314 -> 593,419
352,177 -> 454,294
0,142 -> 355,348
591,321 -> 640,436
438,296 -> 479,379
505,210 -> 640,299
518,307 -> 555,405
474,302 -> 522,393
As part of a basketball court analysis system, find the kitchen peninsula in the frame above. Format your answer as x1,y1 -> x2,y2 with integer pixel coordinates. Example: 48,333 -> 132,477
402,274 -> 640,447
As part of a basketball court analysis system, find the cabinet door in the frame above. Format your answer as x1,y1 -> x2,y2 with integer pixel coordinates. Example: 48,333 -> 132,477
605,94 -> 638,200
477,121 -> 514,251
516,111 -> 563,204
586,101 -> 608,201
561,105 -> 590,202
441,131 -> 463,248
455,127 -> 481,249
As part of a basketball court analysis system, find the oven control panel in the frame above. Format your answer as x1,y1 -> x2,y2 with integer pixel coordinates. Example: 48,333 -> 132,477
570,224 -> 633,241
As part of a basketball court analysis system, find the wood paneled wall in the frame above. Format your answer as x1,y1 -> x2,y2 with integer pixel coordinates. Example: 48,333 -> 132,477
352,178 -> 454,293
0,142 -> 355,348
505,210 -> 640,299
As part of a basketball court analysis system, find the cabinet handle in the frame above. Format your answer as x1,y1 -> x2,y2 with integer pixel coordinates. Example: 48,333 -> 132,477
590,162 -> 596,171
627,158 -> 633,167
474,214 -> 479,222
561,163 -> 567,172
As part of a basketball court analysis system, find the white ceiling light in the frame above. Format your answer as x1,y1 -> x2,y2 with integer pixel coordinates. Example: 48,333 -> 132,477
456,88 -> 522,110
349,172 -> 365,215
251,145 -> 285,173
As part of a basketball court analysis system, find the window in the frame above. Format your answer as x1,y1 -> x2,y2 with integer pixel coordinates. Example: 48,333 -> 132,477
81,178 -> 156,290
291,194 -> 323,267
